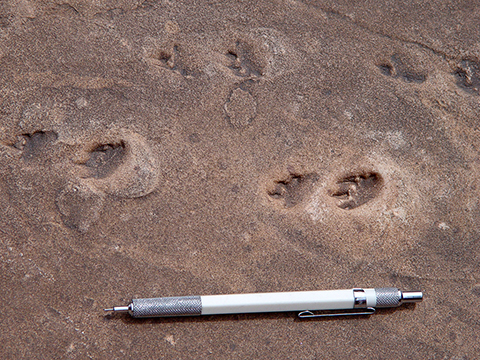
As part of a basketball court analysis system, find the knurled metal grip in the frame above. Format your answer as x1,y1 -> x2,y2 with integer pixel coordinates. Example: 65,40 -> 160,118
131,296 -> 202,317
375,287 -> 401,307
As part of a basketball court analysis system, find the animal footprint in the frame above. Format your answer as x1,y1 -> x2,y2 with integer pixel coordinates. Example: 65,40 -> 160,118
146,44 -> 197,77
79,131 -> 158,198
225,40 -> 265,78
223,28 -> 296,81
330,172 -> 383,210
454,59 -> 480,94
149,47 -> 175,70
12,131 -> 58,161
268,172 -> 319,208
84,142 -> 125,179
378,54 -> 426,83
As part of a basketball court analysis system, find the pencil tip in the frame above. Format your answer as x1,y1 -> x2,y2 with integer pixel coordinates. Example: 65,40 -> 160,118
103,305 -> 130,313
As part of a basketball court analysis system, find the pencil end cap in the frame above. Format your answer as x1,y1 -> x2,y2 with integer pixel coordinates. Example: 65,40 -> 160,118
400,291 -> 423,303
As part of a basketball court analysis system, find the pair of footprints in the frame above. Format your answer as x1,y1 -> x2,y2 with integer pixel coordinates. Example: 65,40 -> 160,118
378,54 -> 480,95
149,42 -> 259,129
12,130 -> 158,232
268,171 -> 383,210
377,54 -> 426,84
148,39 -> 265,79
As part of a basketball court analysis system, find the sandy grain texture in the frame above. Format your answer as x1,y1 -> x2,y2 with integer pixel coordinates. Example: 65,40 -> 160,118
1,0 -> 479,358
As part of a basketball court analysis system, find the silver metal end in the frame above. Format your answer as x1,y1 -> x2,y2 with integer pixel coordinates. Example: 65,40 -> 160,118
400,291 -> 423,304
104,305 -> 131,313
374,288 -> 424,308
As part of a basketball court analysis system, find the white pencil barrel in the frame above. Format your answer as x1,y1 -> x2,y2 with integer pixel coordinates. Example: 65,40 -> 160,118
201,289 -> 355,315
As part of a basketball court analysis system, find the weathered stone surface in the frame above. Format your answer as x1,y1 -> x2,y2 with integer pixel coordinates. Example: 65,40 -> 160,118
1,1 -> 479,358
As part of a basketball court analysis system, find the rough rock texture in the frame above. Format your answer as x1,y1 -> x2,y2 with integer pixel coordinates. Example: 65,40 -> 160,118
1,1 -> 479,358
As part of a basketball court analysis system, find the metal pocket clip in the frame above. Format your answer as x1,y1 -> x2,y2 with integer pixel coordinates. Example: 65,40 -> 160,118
298,307 -> 376,318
